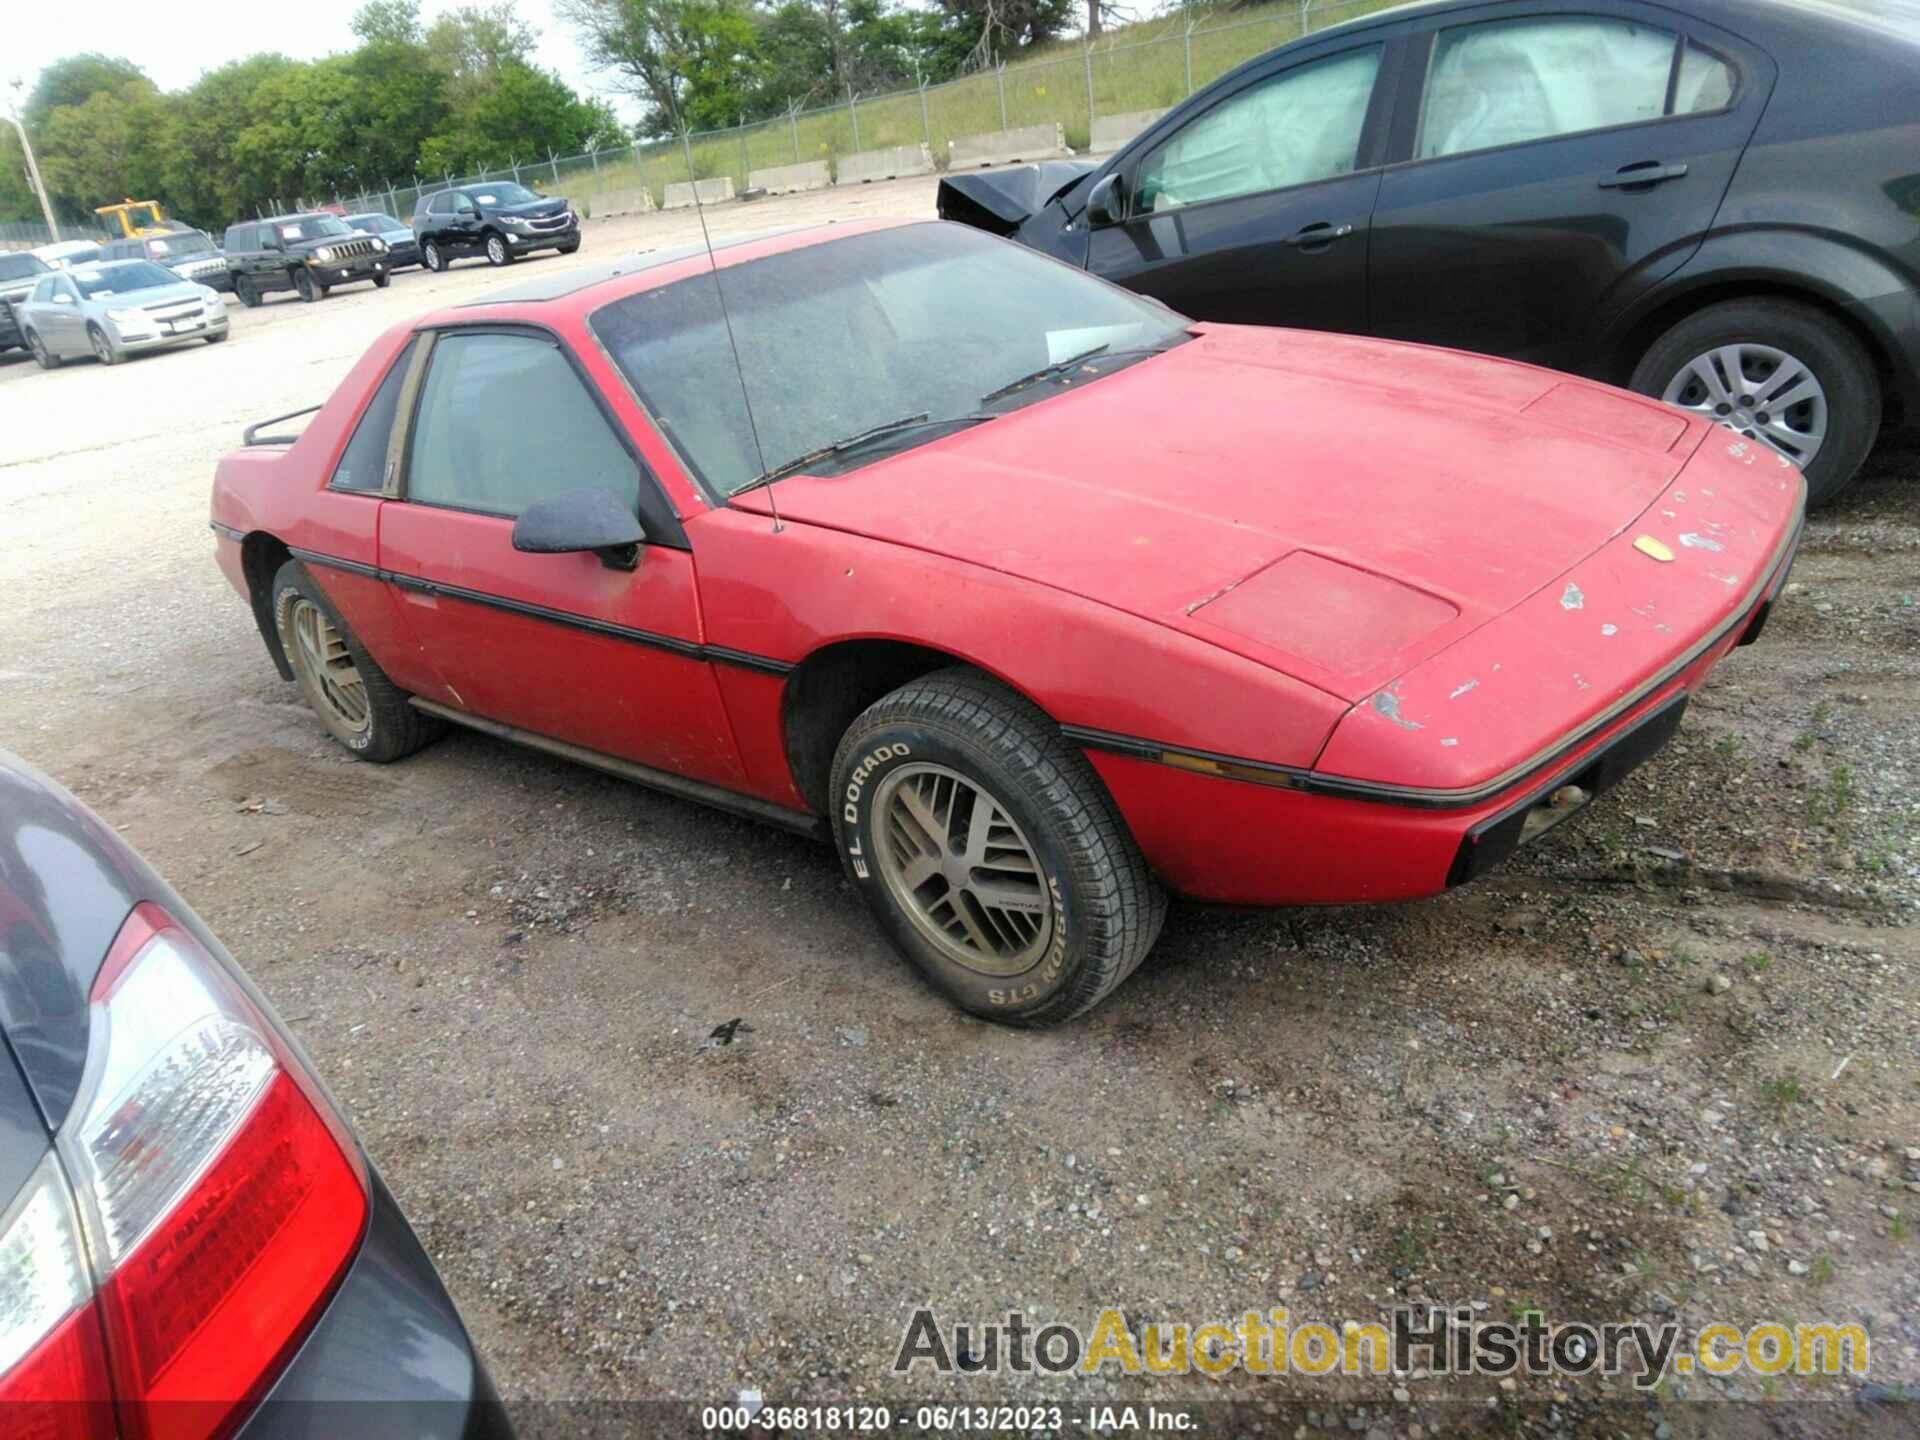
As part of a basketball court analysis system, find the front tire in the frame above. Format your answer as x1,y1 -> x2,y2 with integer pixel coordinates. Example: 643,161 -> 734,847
831,668 -> 1165,1026
373,268 -> 391,289
293,268 -> 321,303
271,561 -> 443,763
484,232 -> 511,266
88,324 -> 119,366
1631,298 -> 1880,507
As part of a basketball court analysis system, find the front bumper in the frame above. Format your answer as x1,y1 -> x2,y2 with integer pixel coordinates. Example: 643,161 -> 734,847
308,254 -> 388,286
504,217 -> 579,251
235,1171 -> 513,1439
113,312 -> 229,350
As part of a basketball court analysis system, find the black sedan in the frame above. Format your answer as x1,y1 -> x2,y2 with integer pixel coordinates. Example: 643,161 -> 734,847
940,0 -> 1920,504
346,211 -> 423,270
0,749 -> 513,1439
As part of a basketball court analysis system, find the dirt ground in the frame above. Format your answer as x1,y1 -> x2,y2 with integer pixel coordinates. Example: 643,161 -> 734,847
2,177 -> 1918,1435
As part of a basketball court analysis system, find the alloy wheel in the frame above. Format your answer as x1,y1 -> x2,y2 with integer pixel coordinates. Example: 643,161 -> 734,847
871,763 -> 1053,977
486,235 -> 507,265
28,332 -> 53,368
288,598 -> 370,738
90,327 -> 116,365
1661,343 -> 1828,469
424,242 -> 441,271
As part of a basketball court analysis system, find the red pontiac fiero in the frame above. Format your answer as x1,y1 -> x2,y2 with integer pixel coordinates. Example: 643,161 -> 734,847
211,220 -> 1803,1025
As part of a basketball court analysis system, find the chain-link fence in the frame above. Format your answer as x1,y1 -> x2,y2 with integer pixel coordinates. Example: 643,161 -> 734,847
317,0 -> 1395,223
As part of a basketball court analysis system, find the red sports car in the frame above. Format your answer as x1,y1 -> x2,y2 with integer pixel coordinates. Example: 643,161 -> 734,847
210,219 -> 1803,1026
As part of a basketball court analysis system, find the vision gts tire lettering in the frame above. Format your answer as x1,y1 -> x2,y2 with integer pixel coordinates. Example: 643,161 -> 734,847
830,668 -> 1164,1027
270,560 -> 444,763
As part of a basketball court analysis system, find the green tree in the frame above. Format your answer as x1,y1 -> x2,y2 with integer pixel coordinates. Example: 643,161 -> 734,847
352,0 -> 424,46
24,55 -> 149,128
35,79 -> 173,216
422,62 -> 623,172
426,3 -> 541,100
558,0 -> 764,134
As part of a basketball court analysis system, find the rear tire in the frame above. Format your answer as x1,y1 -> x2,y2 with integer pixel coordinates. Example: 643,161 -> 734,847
271,560 -> 443,763
831,668 -> 1165,1027
234,275 -> 260,308
1631,297 -> 1880,507
422,240 -> 444,272
27,331 -> 58,369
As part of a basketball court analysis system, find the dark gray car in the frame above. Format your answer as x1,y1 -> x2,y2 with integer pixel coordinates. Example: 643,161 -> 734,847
0,749 -> 513,1438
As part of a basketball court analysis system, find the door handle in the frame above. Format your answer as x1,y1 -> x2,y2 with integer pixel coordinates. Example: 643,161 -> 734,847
1598,162 -> 1689,189
1283,221 -> 1355,249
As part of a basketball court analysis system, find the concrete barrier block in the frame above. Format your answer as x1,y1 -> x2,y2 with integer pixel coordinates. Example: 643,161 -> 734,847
948,123 -> 1071,168
748,160 -> 832,195
835,145 -> 935,184
593,187 -> 656,217
661,176 -> 736,209
1090,109 -> 1168,155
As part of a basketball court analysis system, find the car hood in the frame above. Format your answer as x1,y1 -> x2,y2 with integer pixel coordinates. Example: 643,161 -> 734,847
730,325 -> 1704,701
89,280 -> 212,313
494,198 -> 570,220
937,162 -> 1096,234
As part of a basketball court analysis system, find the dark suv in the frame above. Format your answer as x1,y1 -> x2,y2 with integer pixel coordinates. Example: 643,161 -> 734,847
411,181 -> 580,272
100,226 -> 232,292
0,250 -> 51,353
223,212 -> 391,306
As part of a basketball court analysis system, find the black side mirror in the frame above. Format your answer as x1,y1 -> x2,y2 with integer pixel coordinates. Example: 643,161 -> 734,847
512,487 -> 646,570
1086,173 -> 1124,229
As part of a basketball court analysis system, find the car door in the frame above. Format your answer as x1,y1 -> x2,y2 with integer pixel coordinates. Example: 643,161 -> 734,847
1083,38 -> 1399,332
44,277 -> 84,354
375,325 -> 750,790
1367,2 -> 1774,372
448,192 -> 481,251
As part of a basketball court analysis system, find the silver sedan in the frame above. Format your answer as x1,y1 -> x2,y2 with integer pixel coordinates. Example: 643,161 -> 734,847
16,259 -> 229,369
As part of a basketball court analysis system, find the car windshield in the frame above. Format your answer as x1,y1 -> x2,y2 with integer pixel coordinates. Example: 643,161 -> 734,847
473,183 -> 540,206
0,254 -> 50,281
148,232 -> 212,258
590,224 -> 1190,496
277,217 -> 351,242
71,262 -> 180,298
346,216 -> 394,234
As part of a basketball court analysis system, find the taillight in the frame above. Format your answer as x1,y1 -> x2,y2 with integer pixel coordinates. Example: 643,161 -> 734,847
0,901 -> 370,1440
0,1155 -> 113,1440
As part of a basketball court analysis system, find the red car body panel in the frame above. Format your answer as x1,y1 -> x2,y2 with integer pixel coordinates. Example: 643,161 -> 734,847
209,219 -> 1804,908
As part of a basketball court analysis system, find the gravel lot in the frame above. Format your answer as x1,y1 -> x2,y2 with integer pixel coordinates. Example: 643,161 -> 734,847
3,179 -> 1918,1433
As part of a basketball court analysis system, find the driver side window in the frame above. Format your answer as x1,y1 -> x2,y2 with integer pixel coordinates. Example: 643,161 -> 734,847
453,194 -> 476,215
406,332 -> 640,519
1135,46 -> 1383,215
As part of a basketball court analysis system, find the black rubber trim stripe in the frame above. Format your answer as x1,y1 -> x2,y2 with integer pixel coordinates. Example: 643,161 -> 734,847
288,546 -> 794,676
209,522 -> 248,542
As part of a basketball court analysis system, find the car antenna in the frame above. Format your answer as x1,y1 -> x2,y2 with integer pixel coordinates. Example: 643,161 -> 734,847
669,93 -> 782,534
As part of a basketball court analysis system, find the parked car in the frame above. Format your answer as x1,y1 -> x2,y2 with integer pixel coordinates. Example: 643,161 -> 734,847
209,220 -> 1802,1026
16,259 -> 227,368
223,212 -> 391,306
939,0 -> 1920,505
0,250 -> 51,354
344,210 -> 423,269
29,240 -> 104,271
102,226 -> 233,291
0,749 -> 514,1439
410,181 -> 580,271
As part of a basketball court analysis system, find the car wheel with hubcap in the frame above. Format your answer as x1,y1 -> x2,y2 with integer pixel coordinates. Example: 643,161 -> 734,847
1631,298 -> 1879,507
271,560 -> 444,763
294,268 -> 321,303
422,240 -> 443,272
88,324 -> 119,366
27,331 -> 59,369
484,233 -> 511,266
831,667 -> 1164,1026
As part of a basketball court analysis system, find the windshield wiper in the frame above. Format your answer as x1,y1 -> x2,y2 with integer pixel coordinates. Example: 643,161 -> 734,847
737,413 -> 993,493
980,344 -> 1111,405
